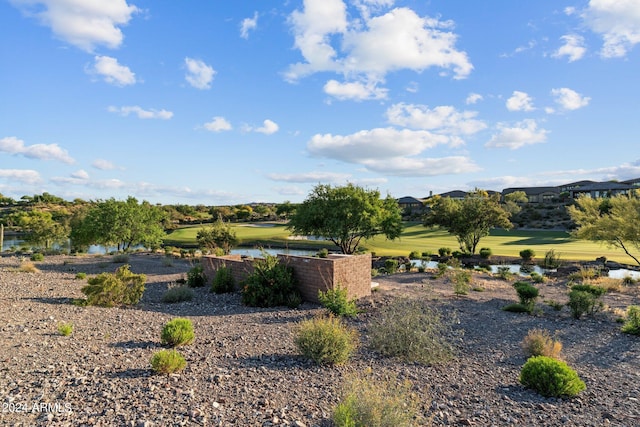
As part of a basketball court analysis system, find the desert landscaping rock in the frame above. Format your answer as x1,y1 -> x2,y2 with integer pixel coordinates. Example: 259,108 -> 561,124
1,253 -> 639,426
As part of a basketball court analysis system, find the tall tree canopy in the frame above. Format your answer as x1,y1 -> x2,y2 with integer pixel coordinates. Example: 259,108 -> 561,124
423,189 -> 512,254
11,209 -> 69,249
196,219 -> 238,254
567,193 -> 640,266
287,183 -> 403,254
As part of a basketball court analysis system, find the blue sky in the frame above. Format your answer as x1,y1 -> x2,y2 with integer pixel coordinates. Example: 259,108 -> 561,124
1,0 -> 639,205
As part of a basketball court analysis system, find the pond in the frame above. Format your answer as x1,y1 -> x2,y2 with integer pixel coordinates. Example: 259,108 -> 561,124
230,247 -> 318,258
1,238 -> 143,255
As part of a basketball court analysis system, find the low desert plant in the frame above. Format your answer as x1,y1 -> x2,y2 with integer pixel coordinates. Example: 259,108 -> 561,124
57,322 -> 74,337
80,264 -> 146,307
368,298 -> 455,365
496,266 -> 513,280
18,261 -> 40,273
545,299 -> 564,311
75,272 -> 87,280
333,370 -> 422,427
112,254 -> 129,263
530,272 -> 545,283
161,318 -> 195,347
520,356 -> 586,398
241,253 -> 301,308
568,267 -> 601,282
435,262 -> 449,278
621,305 -> 640,335
438,247 -> 451,257
317,248 -> 329,258
502,303 -> 531,313
479,247 -> 492,259
452,269 -> 471,296
540,249 -> 562,269
519,249 -> 536,262
521,329 -> 562,359
30,252 -> 44,261
162,286 -> 194,303
211,264 -> 235,294
318,285 -> 358,317
186,264 -> 207,287
150,349 -> 186,374
567,284 -> 605,319
514,282 -> 539,310
294,315 -> 357,366
384,259 -> 398,274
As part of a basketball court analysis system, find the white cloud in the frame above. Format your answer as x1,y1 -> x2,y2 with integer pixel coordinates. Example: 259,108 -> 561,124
486,119 -> 549,150
10,0 -> 138,52
385,103 -> 486,137
0,136 -> 74,164
361,156 -> 480,177
89,55 -> 136,86
267,171 -> 352,183
582,0 -> 640,58
506,91 -> 534,112
240,12 -> 258,39
255,119 -> 279,135
286,2 -> 472,99
108,105 -> 173,119
0,169 -> 41,184
185,57 -> 215,89
553,34 -> 586,62
466,93 -> 483,105
323,79 -> 388,101
71,169 -> 89,180
203,116 -> 232,132
551,88 -> 591,111
92,159 -> 117,170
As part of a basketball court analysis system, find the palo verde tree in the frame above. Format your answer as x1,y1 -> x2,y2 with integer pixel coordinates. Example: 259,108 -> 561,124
196,218 -> 239,254
423,189 -> 512,255
567,192 -> 640,266
287,183 -> 403,254
70,197 -> 166,252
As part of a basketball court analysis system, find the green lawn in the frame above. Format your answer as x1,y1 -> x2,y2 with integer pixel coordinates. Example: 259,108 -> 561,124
164,222 -> 638,264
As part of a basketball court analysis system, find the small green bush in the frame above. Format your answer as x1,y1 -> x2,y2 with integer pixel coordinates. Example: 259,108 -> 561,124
30,252 -> 44,261
295,315 -> 357,365
318,285 -> 358,317
186,264 -> 207,287
150,349 -> 186,374
211,264 -> 235,294
479,247 -> 492,259
421,251 -> 432,258
530,272 -> 545,283
571,283 -> 606,297
57,322 -> 73,336
540,249 -> 562,269
496,266 -> 514,280
368,298 -> 455,364
317,248 -> 329,258
519,249 -> 536,262
241,253 -> 301,308
112,254 -> 129,263
333,371 -> 421,427
162,286 -> 194,303
621,305 -> 640,335
384,259 -> 398,274
435,262 -> 448,278
452,269 -> 471,296
408,250 -> 421,260
75,272 -> 87,280
161,318 -> 195,347
520,356 -> 586,398
513,282 -> 539,311
438,247 -> 451,257
567,284 -> 605,319
80,264 -> 146,307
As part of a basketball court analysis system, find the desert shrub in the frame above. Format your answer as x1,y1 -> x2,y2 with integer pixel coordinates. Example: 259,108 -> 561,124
438,247 -> 451,257
519,249 -> 536,262
513,282 -> 539,310
502,303 -> 531,313
211,264 -> 235,294
568,267 -> 600,282
452,269 -> 471,296
567,290 -> 598,319
318,285 -> 358,317
150,349 -> 186,374
371,268 -> 380,277
621,305 -> 640,335
241,253 -> 301,308
333,371 -> 422,427
540,249 -> 562,269
75,272 -> 87,280
80,264 -> 146,307
294,315 -> 357,366
384,259 -> 398,274
545,300 -> 564,311
519,356 -> 585,398
479,247 -> 492,259
530,272 -> 545,283
621,276 -> 637,286
522,329 -> 562,359
421,251 -> 433,258
112,254 -> 129,263
435,262 -> 449,278
571,283 -> 606,297
30,252 -> 44,261
161,318 -> 195,347
162,286 -> 194,303
317,248 -> 329,258
408,250 -> 421,260
496,266 -> 513,280
186,264 -> 207,287
57,322 -> 73,337
18,261 -> 40,273
368,298 -> 455,364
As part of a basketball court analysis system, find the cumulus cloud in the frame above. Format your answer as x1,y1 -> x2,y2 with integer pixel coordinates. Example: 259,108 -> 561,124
0,136 -> 74,164
582,0 -> 640,58
0,169 -> 41,184
361,156 -> 480,177
323,79 -> 388,101
551,87 -> 591,111
385,103 -> 486,138
203,116 -> 232,132
486,119 -> 549,150
240,12 -> 258,39
255,119 -> 279,135
71,169 -> 90,180
466,93 -> 483,105
267,171 -> 352,183
506,91 -> 535,112
92,159 -> 118,170
89,55 -> 136,86
10,0 -> 138,52
185,57 -> 215,89
553,34 -> 587,62
286,1 -> 472,100
108,105 -> 173,119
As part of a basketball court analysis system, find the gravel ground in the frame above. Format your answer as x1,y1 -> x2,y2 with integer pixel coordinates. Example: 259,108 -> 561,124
1,252 -> 639,427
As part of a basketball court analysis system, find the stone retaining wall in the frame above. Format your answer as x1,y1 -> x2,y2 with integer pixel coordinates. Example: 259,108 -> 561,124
201,253 -> 372,303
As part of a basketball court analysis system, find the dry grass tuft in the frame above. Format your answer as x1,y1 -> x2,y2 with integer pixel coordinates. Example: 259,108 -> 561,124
522,328 -> 563,360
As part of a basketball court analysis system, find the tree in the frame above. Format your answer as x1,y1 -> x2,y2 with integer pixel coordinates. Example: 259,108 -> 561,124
287,183 -> 403,254
275,201 -> 296,220
12,209 -> 69,249
196,219 -> 238,254
423,189 -> 512,255
567,193 -> 640,266
503,190 -> 528,215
